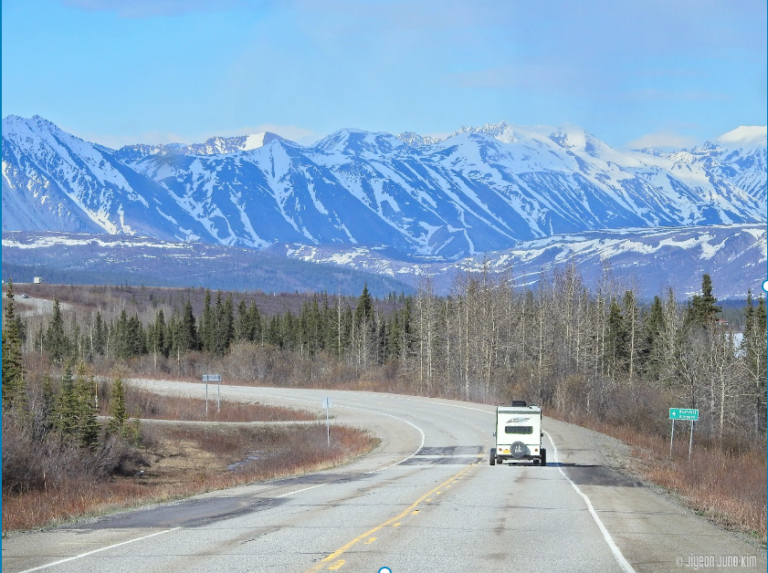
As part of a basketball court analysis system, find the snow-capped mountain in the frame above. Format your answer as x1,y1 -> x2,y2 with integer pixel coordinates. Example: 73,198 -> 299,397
1,115 -> 213,242
662,126 -> 766,204
274,223 -> 767,300
3,116 -> 765,260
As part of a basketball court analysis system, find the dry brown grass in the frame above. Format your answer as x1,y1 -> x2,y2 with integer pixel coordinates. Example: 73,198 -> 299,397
550,410 -> 767,544
2,423 -> 378,532
100,383 -> 318,422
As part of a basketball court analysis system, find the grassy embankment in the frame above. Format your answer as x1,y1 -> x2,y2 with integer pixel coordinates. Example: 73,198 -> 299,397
2,386 -> 379,532
548,409 -> 766,546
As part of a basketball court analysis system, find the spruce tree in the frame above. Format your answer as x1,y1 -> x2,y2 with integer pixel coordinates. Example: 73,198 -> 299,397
219,294 -> 234,355
606,298 -> 627,375
267,315 -> 281,347
127,314 -> 147,356
341,305 -> 354,352
403,298 -> 414,357
55,363 -> 78,438
128,415 -> 142,447
643,295 -> 665,379
93,311 -> 106,355
175,300 -> 199,353
235,300 -> 250,341
248,302 -> 262,343
355,284 -> 374,325
45,299 -> 71,365
283,312 -> 296,350
2,279 -> 25,409
107,378 -> 128,437
688,273 -> 722,327
114,309 -> 130,359
389,313 -> 402,358
200,289 -> 213,352
75,365 -> 99,448
152,309 -> 169,358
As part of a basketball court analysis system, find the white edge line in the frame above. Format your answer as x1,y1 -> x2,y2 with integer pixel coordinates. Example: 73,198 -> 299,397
16,527 -> 181,573
275,484 -> 327,499
543,430 -> 637,573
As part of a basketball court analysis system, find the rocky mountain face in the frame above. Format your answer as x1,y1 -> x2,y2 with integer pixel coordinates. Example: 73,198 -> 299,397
3,116 -> 765,261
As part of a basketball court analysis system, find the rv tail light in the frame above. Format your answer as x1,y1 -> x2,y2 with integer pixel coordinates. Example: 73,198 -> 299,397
534,448 -> 538,452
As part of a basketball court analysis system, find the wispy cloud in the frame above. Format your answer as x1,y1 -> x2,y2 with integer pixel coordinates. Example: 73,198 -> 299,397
626,131 -> 698,150
63,0 -> 266,19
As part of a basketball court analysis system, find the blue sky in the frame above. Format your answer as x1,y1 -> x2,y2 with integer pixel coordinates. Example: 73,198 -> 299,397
2,0 -> 766,149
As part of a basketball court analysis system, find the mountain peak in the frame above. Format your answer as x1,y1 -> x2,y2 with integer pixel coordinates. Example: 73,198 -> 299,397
199,131 -> 287,154
4,114 -> 59,133
450,121 -> 520,143
314,128 -> 404,154
397,131 -> 442,147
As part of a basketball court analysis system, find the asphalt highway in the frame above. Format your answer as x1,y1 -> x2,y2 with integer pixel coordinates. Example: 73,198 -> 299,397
3,381 -> 764,573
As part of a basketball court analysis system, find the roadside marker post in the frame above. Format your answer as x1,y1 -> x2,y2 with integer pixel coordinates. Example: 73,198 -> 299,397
669,418 -> 675,458
669,408 -> 698,459
203,374 -> 222,417
322,397 -> 332,447
689,420 -> 694,459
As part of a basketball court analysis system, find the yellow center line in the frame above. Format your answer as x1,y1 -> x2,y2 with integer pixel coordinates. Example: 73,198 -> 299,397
364,537 -> 377,544
302,463 -> 475,573
328,560 -> 345,571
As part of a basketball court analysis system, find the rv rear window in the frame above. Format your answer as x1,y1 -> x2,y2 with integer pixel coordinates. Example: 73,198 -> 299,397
505,426 -> 533,434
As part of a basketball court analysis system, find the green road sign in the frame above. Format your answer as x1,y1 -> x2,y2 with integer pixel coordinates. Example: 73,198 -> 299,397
669,408 -> 699,421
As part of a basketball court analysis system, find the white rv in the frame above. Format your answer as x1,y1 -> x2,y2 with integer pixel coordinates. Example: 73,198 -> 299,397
490,401 -> 546,466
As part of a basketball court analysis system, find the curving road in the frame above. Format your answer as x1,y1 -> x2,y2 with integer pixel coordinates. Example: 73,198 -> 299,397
3,381 -> 764,573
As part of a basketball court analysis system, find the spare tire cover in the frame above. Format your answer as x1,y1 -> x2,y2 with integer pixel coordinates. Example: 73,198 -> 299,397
511,441 -> 528,459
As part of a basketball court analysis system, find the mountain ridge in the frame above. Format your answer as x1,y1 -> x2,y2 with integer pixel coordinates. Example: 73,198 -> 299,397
3,115 -> 765,261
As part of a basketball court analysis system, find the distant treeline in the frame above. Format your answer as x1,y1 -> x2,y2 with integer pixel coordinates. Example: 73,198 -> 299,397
24,287 -> 411,366
5,264 -> 767,451
1,254 -> 416,297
